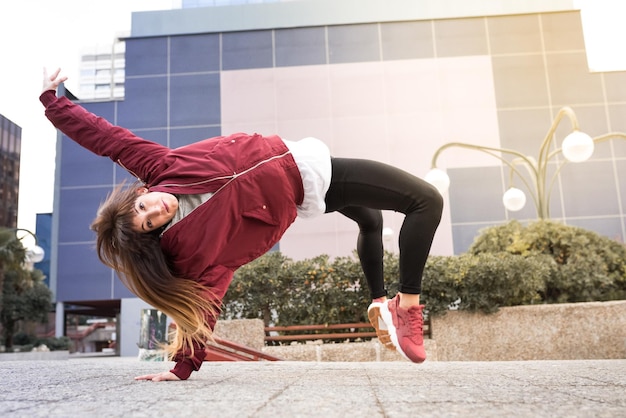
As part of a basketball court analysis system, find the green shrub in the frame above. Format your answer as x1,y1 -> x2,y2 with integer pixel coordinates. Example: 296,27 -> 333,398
36,336 -> 73,351
469,220 -> 626,303
422,253 -> 548,314
278,254 -> 369,326
17,344 -> 34,352
2,334 -> 72,352
223,252 -> 373,328
222,250 -> 291,325
456,253 -> 547,313
12,332 -> 36,346
420,255 -> 461,315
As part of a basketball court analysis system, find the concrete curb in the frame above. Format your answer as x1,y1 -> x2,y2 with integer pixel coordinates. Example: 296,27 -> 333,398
0,350 -> 69,361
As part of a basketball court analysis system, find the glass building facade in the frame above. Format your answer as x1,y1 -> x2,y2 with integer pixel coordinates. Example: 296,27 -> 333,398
0,114 -> 21,228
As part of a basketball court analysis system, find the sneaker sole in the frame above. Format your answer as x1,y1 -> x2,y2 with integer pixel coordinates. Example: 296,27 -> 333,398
379,302 -> 412,362
367,303 -> 395,351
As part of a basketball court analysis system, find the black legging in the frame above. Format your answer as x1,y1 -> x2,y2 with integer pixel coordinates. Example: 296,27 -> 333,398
324,158 -> 443,298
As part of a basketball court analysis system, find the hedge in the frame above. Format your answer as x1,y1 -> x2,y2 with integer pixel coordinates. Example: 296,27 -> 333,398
221,220 -> 626,330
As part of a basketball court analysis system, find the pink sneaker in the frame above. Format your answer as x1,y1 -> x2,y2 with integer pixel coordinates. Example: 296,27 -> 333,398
380,295 -> 426,363
367,298 -> 396,351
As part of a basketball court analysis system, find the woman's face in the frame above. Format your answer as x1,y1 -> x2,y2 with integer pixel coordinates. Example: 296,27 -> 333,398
132,188 -> 179,233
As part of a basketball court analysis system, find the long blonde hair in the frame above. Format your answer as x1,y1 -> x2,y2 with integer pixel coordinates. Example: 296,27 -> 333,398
90,182 -> 218,358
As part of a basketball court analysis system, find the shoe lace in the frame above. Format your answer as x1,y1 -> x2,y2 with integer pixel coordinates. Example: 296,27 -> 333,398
403,307 -> 423,341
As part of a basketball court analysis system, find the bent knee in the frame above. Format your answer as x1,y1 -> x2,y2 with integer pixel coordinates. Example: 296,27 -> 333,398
426,184 -> 444,223
344,207 -> 383,233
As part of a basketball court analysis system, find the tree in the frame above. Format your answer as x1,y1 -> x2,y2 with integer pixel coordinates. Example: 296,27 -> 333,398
1,268 -> 52,350
0,228 -> 28,316
0,228 -> 52,350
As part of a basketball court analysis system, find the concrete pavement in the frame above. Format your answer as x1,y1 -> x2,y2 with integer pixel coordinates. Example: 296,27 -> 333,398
1,357 -> 625,417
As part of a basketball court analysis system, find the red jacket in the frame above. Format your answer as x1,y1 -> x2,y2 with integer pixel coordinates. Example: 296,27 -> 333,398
41,90 -> 304,379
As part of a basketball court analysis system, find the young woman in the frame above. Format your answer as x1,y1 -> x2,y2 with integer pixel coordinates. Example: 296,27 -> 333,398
42,68 -> 443,381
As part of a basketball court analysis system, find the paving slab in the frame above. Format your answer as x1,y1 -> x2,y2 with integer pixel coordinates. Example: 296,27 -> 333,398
1,357 -> 625,417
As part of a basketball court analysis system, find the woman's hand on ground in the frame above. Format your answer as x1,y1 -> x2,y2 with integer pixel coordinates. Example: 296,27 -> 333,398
134,371 -> 181,382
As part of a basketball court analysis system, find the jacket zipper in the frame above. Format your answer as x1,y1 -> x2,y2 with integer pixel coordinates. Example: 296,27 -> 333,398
117,160 -> 144,184
207,150 -> 293,196
117,150 -> 292,191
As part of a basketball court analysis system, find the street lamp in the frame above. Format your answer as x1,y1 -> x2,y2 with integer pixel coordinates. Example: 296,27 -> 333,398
7,228 -> 45,264
425,106 -> 626,219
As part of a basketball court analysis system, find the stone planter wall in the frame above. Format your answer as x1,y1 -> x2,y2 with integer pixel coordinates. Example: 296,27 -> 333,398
431,300 -> 626,361
261,340 -> 437,362
214,301 -> 626,362
213,318 -> 266,351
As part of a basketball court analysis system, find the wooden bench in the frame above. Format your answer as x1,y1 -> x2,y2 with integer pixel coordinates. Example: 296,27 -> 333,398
264,316 -> 431,344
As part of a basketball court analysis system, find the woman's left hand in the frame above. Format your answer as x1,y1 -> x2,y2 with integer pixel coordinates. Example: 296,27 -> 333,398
42,68 -> 68,94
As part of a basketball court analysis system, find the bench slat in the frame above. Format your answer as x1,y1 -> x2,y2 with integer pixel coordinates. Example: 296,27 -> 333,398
266,322 -> 373,332
264,318 -> 431,343
266,331 -> 378,342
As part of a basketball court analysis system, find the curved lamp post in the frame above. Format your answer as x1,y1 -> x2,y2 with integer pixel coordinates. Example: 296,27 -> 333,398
425,106 -> 626,219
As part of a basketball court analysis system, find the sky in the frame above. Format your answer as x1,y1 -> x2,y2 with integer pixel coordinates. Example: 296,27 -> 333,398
0,0 -> 180,235
575,0 -> 626,72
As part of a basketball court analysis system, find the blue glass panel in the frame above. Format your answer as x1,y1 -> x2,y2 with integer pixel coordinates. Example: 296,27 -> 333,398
117,77 -> 168,129
560,160 -> 619,217
170,73 -> 221,126
133,128 -> 169,146
448,166 -> 507,223
491,54 -> 550,108
381,21 -> 434,60
604,73 -> 626,103
328,23 -> 380,64
113,271 -> 135,299
56,243 -> 112,301
60,137 -> 114,186
58,187 -> 111,242
125,37 -> 168,76
275,27 -> 327,67
434,18 -> 488,57
607,104 -> 626,155
59,100 -> 118,186
617,160 -> 626,214
498,108 -> 553,158
541,11 -> 586,51
452,222 -> 499,255
82,101 -> 115,121
170,126 -> 222,148
222,30 -> 273,70
171,33 -> 220,73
